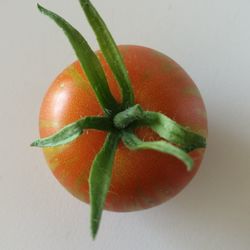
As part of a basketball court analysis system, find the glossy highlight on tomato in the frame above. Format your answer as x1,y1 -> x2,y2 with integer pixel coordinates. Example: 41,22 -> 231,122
39,45 -> 208,212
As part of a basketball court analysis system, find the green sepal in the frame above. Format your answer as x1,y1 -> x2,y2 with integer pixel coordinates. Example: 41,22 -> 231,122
79,0 -> 134,108
37,4 -> 119,114
89,132 -> 120,239
122,131 -> 193,171
140,111 -> 206,152
31,116 -> 113,147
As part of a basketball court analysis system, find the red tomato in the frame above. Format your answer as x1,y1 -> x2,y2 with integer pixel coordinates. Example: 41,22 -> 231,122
40,45 -> 207,212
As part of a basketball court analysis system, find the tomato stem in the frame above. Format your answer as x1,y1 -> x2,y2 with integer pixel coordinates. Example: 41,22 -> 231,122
113,104 -> 144,129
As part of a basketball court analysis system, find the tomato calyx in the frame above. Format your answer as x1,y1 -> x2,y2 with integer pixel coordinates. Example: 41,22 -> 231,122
33,0 -> 207,240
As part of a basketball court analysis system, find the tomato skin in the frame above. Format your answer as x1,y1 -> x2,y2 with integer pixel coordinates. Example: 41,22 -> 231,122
40,45 -> 207,212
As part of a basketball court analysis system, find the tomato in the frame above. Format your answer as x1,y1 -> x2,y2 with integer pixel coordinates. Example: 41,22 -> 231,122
39,45 -> 207,212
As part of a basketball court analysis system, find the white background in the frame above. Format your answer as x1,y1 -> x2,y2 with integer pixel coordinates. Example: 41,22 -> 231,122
1,0 -> 250,249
